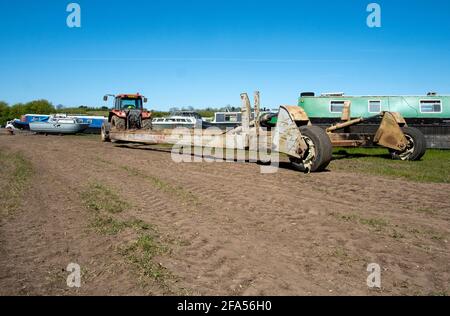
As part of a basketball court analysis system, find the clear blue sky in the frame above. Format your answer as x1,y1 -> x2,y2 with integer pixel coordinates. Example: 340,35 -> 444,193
0,0 -> 449,110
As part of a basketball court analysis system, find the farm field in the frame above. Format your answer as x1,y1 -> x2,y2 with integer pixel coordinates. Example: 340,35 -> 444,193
0,132 -> 449,295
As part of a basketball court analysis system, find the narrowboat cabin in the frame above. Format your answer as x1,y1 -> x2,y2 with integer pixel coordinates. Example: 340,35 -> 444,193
298,92 -> 450,149
211,112 -> 243,129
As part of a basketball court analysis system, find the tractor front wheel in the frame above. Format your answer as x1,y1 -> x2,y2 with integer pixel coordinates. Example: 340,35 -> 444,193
289,126 -> 333,173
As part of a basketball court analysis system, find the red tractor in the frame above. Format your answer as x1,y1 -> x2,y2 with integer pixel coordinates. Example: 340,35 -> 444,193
103,93 -> 152,131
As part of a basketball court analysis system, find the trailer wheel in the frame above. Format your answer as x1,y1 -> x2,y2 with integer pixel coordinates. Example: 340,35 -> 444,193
289,126 -> 333,173
111,116 -> 126,131
390,127 -> 426,161
101,122 -> 111,142
142,119 -> 152,130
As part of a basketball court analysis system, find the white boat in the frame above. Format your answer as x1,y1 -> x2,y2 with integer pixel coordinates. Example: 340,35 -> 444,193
152,111 -> 210,130
152,116 -> 202,129
29,115 -> 90,134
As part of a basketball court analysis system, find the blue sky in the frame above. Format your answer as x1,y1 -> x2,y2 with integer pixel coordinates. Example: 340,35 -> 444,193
0,0 -> 449,110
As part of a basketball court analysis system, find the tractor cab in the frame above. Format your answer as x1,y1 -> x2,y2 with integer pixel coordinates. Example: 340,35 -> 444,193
103,93 -> 152,130
115,95 -> 144,110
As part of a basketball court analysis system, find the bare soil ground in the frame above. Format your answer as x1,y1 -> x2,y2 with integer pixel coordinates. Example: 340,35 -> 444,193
0,133 -> 449,295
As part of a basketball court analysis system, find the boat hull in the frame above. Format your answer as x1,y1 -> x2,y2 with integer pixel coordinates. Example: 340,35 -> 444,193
29,122 -> 90,134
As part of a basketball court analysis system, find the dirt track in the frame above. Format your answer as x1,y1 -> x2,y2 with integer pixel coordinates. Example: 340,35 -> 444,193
0,133 -> 449,295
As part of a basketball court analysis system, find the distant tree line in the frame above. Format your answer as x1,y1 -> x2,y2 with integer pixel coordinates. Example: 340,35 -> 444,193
0,100 -> 56,126
0,100 -> 111,126
0,99 -> 244,126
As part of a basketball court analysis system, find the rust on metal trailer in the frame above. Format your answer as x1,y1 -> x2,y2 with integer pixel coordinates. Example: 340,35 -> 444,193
280,106 -> 311,125
327,133 -> 372,147
326,117 -> 365,133
325,101 -> 410,151
254,91 -> 261,131
341,101 -> 351,122
373,112 -> 408,151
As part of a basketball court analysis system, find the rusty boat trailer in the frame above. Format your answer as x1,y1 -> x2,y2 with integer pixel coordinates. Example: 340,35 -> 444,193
324,101 -> 427,161
102,92 -> 334,173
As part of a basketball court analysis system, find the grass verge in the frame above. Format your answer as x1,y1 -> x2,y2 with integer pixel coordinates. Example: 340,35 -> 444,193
330,148 -> 450,183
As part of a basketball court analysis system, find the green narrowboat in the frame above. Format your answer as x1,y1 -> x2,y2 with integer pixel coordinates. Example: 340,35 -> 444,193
297,92 -> 450,149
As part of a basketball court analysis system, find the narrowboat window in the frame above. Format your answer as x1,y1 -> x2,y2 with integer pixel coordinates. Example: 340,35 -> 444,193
330,101 -> 346,113
420,100 -> 441,113
369,100 -> 381,113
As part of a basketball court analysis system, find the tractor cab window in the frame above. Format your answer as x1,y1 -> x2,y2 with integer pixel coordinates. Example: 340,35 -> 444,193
119,98 -> 143,110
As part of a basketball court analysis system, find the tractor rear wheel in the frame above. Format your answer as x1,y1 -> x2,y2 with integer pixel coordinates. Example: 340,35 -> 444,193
111,116 -> 126,131
390,127 -> 426,161
289,125 -> 333,173
142,119 -> 152,130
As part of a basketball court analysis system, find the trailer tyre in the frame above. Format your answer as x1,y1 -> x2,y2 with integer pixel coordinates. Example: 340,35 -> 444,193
111,116 -> 126,131
390,127 -> 426,161
289,126 -> 333,173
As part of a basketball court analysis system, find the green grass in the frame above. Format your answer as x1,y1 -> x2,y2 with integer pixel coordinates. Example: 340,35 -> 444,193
330,148 -> 450,183
80,183 -> 130,214
0,149 -> 33,215
89,216 -> 150,235
121,231 -> 171,283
